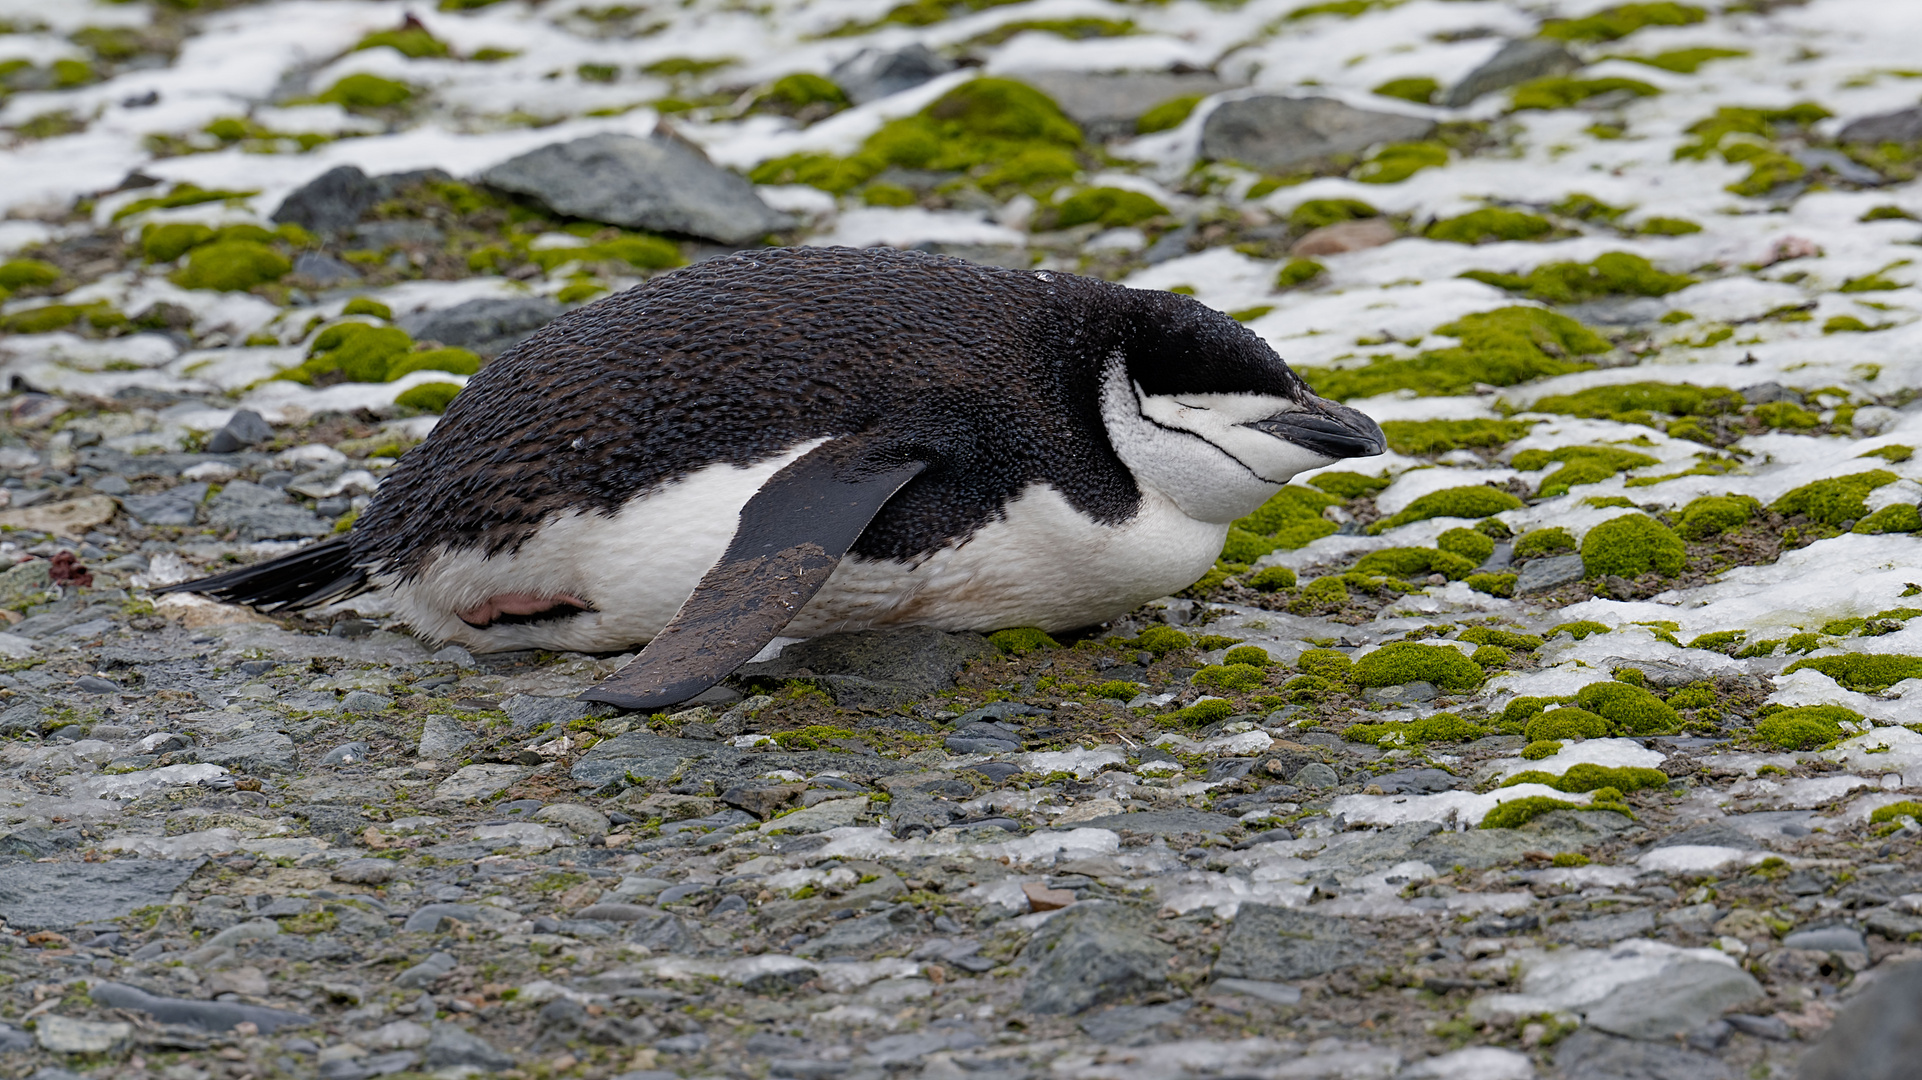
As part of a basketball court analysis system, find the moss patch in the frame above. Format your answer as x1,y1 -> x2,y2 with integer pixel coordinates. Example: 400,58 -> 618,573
1501,763 -> 1668,792
1427,207 -> 1554,244
1482,794 -> 1626,829
1290,198 -> 1379,230
1771,470 -> 1898,527
1369,486 -> 1523,534
1309,471 -> 1389,499
1524,708 -> 1609,741
1540,2 -> 1707,42
396,382 -> 461,413
1870,801 -> 1922,825
1137,94 -> 1203,135
1522,381 -> 1741,429
1463,252 -> 1695,304
988,627 -> 1058,655
0,258 -> 60,289
1511,76 -> 1660,111
1580,514 -> 1685,579
1575,681 -> 1680,734
1437,527 -> 1495,564
1513,527 -> 1576,559
1615,46 -> 1746,73
1371,77 -> 1439,104
1459,626 -> 1541,650
1781,654 -> 1922,693
1512,445 -> 1661,497
170,240 -> 290,291
1674,102 -> 1832,197
355,26 -> 450,58
1224,485 -> 1341,562
316,73 -> 415,111
1855,504 -> 1922,534
1302,308 -> 1607,401
1753,705 -> 1859,750
528,234 -> 684,273
1674,494 -> 1758,539
1054,187 -> 1167,229
1352,642 -> 1483,693
1381,419 -> 1535,456
1355,141 -> 1449,184
1344,712 -> 1484,746
1352,546 -> 1480,581
1246,566 -> 1297,592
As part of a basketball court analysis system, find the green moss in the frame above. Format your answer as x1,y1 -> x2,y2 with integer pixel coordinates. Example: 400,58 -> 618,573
1523,381 -> 1742,429
1518,740 -> 1561,762
1863,205 -> 1918,223
1222,645 -> 1272,668
1371,77 -> 1439,104
1502,696 -> 1562,727
386,347 -> 481,381
1381,419 -> 1535,456
1436,527 -> 1496,564
1841,263 -> 1910,293
169,240 -> 290,291
316,73 -> 415,111
1575,681 -> 1680,734
1824,315 -> 1884,334
966,16 -> 1135,47
530,234 -> 685,272
1674,494 -> 1757,539
1460,626 -> 1541,651
1192,663 -> 1268,693
1132,625 -> 1192,657
1055,187 -> 1167,229
1246,566 -> 1298,592
1468,572 -> 1518,597
1427,207 -> 1554,244
1752,401 -> 1820,430
1229,485 -> 1340,557
343,297 -> 394,320
1511,445 -> 1661,497
1090,680 -> 1142,700
1540,2 -> 1707,42
1511,527 -> 1574,560
1289,198 -> 1379,230
0,301 -> 126,335
1771,470 -> 1898,527
1353,546 -> 1480,581
988,627 -> 1058,655
1870,801 -> 1922,825
1369,486 -> 1523,534
1672,102 -> 1831,197
1345,711 -> 1485,747
1511,76 -> 1660,111
1855,504 -> 1922,534
1470,644 -> 1510,668
1754,705 -> 1860,750
1781,654 -> 1922,693
1615,46 -> 1746,73
1502,762 -> 1668,792
1686,630 -> 1744,654
1166,697 -> 1235,728
1356,141 -> 1449,184
1296,648 -> 1354,682
0,258 -> 60,289
858,184 -> 915,208
1308,471 -> 1389,500
395,382 -> 461,413
1302,308 -> 1607,401
1482,795 -> 1612,829
1524,707 -> 1609,741
1579,514 -> 1686,579
1462,252 -> 1695,305
1637,216 -> 1703,235
642,56 -> 736,77
354,26 -> 449,58
111,183 -> 259,222
1137,94 -> 1203,135
1352,642 -> 1483,693
1274,257 -> 1326,289
759,73 -> 847,110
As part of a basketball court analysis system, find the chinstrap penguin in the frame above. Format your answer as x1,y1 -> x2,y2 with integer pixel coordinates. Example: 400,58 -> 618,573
163,247 -> 1385,708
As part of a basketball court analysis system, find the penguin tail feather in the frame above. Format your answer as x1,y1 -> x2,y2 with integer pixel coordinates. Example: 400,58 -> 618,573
154,535 -> 370,612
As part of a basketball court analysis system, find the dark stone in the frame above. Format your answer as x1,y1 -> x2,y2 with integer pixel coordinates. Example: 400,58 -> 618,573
1021,71 -> 1234,141
199,731 -> 299,774
1077,1000 -> 1193,1045
402,904 -> 486,933
1444,38 -> 1580,107
1372,768 -> 1458,794
1199,96 -> 1436,171
121,482 -> 208,526
0,827 -> 82,862
1516,554 -> 1585,594
1020,902 -> 1173,1015
720,783 -> 804,820
272,165 -> 380,234
349,220 -> 445,249
733,627 -> 995,710
795,906 -> 916,957
206,410 -> 275,454
423,1023 -> 514,1072
290,251 -> 361,285
1213,904 -> 1366,981
965,761 -> 1025,784
1067,808 -> 1238,835
480,133 -> 792,246
400,298 -> 563,359
0,860 -> 203,929
89,981 -> 311,1032
0,1022 -> 29,1052
828,44 -> 953,104
629,912 -> 700,954
1839,106 -> 1922,147
945,736 -> 1020,755
1552,1028 -> 1733,1080
75,675 -> 118,693
206,481 -> 330,541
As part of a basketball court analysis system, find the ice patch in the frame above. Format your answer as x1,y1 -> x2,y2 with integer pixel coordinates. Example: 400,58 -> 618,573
1333,783 -> 1595,828
1019,748 -> 1125,779
70,763 -> 229,800
1471,939 -> 1741,1024
1825,726 -> 1922,787
1494,738 -> 1667,780
1637,845 -> 1771,874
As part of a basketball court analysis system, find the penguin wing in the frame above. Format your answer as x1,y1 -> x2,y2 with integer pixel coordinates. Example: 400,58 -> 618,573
579,436 -> 926,711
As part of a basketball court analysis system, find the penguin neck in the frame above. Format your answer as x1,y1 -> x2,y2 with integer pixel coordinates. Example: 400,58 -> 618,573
1097,359 -> 1289,525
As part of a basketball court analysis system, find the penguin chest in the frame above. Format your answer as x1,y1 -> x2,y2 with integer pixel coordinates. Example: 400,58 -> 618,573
792,482 -> 1227,635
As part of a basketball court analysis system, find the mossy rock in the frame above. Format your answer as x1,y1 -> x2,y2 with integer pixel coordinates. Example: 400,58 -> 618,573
1355,141 -> 1449,184
317,73 -> 415,110
1512,445 -> 1661,497
757,73 -> 848,111
1192,663 -> 1268,693
1300,308 -> 1607,401
1521,740 -> 1562,760
1437,527 -> 1495,563
1371,77 -> 1439,105
0,258 -> 60,290
1352,546 -> 1479,581
292,323 -> 413,383
355,26 -> 450,58
1295,648 -> 1353,682
1482,795 -> 1622,829
1309,471 -> 1389,499
1540,3 -> 1707,42
1523,382 -> 1741,428
1512,527 -> 1576,559
1753,705 -> 1859,750
1132,625 -> 1192,656
170,240 -> 291,291
1167,698 -> 1234,728
1426,207 -> 1553,244
1225,485 -> 1340,560
1637,216 -> 1703,235
1381,419 -> 1535,456
1245,566 -> 1297,592
1222,645 -> 1272,668
1352,642 -> 1483,693
1054,187 -> 1167,229
1369,485 -> 1523,534
140,223 -> 216,262
1502,695 -> 1565,728
1580,514 -> 1685,579
1855,504 -> 1922,534
1462,252 -> 1694,305
1524,708 -> 1609,741
1780,654 -> 1922,693
1870,801 -> 1922,825
1501,762 -> 1668,793
343,297 -> 394,320
1676,494 -> 1758,539
1274,258 -> 1326,290
988,627 -> 1058,655
1771,470 -> 1898,528
386,347 -> 481,381
1344,711 -> 1484,747
1575,681 -> 1680,735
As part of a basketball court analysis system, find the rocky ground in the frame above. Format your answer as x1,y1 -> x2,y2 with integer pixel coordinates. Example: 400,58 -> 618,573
8,0 -> 1922,1079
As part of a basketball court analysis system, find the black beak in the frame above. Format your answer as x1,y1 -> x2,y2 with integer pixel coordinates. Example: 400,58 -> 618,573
1244,398 -> 1387,459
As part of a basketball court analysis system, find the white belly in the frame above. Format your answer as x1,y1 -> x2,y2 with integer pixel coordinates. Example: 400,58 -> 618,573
386,442 -> 1229,652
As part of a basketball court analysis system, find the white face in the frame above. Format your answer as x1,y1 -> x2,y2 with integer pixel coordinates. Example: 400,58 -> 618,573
1099,360 -> 1338,524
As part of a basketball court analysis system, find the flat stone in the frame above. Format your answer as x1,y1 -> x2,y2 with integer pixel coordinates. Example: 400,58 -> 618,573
1798,957 -> 1922,1079
1213,904 -> 1367,981
732,628 -> 995,710
480,133 -> 791,246
89,981 -> 311,1032
0,560 -> 52,609
417,714 -> 474,760
333,858 -> 399,884
1444,38 -> 1580,107
205,482 -> 329,541
828,43 -> 953,104
35,1015 -> 131,1053
121,487 -> 202,526
199,731 -> 298,774
1199,96 -> 1435,172
422,1022 -> 514,1072
721,783 -> 804,820
1021,902 -> 1173,1015
1209,978 -> 1302,1006
394,951 -> 457,988
0,495 -> 118,538
0,859 -> 201,929
399,298 -> 562,359
1021,71 -> 1235,141
1069,808 -> 1238,835
1583,961 -> 1763,1041
534,803 -> 611,835
1839,105 -> 1922,146
273,164 -> 380,234
433,764 -> 529,802
207,410 -> 275,454
1292,762 -> 1340,789
1553,1028 -> 1733,1080
1516,554 -> 1585,594
289,251 -> 360,286
1553,910 -> 1656,945
1373,768 -> 1459,794
1363,681 -> 1438,705
1782,925 -> 1867,953
760,796 -> 866,834
796,906 -> 916,957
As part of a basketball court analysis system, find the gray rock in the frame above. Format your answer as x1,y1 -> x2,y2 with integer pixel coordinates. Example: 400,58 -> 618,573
1070,808 -> 1238,835
0,1022 -> 28,1052
1213,903 -> 1367,981
1292,762 -> 1340,789
1839,106 -> 1922,147
121,482 -> 206,526
89,981 -> 311,1032
1583,961 -> 1763,1041
1363,681 -> 1437,704
338,691 -> 391,714
829,44 -> 953,105
418,714 -> 474,760
1555,1029 -> 1732,1080
273,164 -> 380,234
1444,38 -> 1580,107
480,133 -> 792,246
733,627 -> 995,709
796,907 -> 916,957
403,904 -> 486,933
1020,902 -> 1173,1015
206,481 -> 329,541
0,560 -> 52,609
333,858 -> 399,884
399,298 -> 562,358
423,1022 -> 514,1072
0,859 -> 201,928
1373,768 -> 1458,794
1797,959 -> 1922,1078
1782,925 -> 1867,953
290,251 -> 361,285
1650,822 -> 1760,850
1021,71 -> 1234,141
1199,96 -> 1436,171
35,1015 -> 130,1053
1602,656 -> 1721,688
1517,554 -> 1585,593
501,693 -> 606,731
350,220 -> 445,249
1208,978 -> 1302,1005
207,410 -> 275,454
199,731 -> 298,774
319,741 -> 371,766
1555,910 -> 1657,945
394,951 -> 457,988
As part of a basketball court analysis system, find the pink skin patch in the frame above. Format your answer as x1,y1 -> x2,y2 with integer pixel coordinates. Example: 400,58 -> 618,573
457,592 -> 591,628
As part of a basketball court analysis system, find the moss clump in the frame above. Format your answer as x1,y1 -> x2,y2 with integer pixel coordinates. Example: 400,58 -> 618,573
1524,708 -> 1609,741
1463,252 -> 1695,305
395,382 -> 461,412
1638,216 -> 1703,235
756,73 -> 848,113
1575,681 -> 1679,735
1512,446 -> 1661,497
1470,573 -> 1519,597
1192,663 -> 1268,693
1427,208 -> 1554,244
1674,102 -> 1832,197
1771,471 -> 1898,528
386,347 -> 481,380
1781,654 -> 1922,693
354,26 -> 450,58
1523,381 -> 1742,428
316,73 -> 415,111
342,297 -> 393,320
1371,77 -> 1439,104
1356,141 -> 1449,184
1166,698 -> 1234,728
1437,528 -> 1495,564
1352,547 -> 1480,582
1222,645 -> 1272,668
1246,566 -> 1297,592
1501,695 -> 1562,726
1131,625 -> 1192,657
1502,762 -> 1668,793
1753,401 -> 1820,430
1870,801 -> 1922,825
1225,485 -> 1340,561
1512,527 -> 1576,560
294,323 -> 412,382
1381,419 -> 1535,456
1521,739 -> 1563,760
1345,712 -> 1485,747
1545,622 -> 1608,643
1352,642 -> 1483,693
988,627 -> 1058,655
0,301 -> 127,335
1617,46 -> 1746,73
1855,504 -> 1922,534
1540,2 -> 1707,41
1511,76 -> 1660,111
1754,705 -> 1860,750
1136,94 -> 1203,135
111,182 -> 258,222
1482,794 -> 1628,829
1054,187 -> 1167,229
1675,494 -> 1757,539
170,240 -> 290,292
1296,648 -> 1354,682
1580,514 -> 1685,579
1369,486 -> 1523,534
1274,258 -> 1326,290
1686,630 -> 1744,654
1289,198 -> 1379,230
1459,627 -> 1541,651
1824,315 -> 1883,334
1292,576 -> 1349,610
530,235 -> 684,273
0,258 -> 61,289
1309,472 -> 1389,500
1301,308 -> 1608,401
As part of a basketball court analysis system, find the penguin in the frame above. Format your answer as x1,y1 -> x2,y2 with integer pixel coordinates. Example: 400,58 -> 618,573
162,246 -> 1385,709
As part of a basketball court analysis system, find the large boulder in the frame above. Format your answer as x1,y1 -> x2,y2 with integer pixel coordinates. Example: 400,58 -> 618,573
830,44 -> 953,105
1199,96 -> 1435,171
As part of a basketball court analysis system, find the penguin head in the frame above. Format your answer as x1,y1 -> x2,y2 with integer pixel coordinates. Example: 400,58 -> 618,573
1097,288 -> 1386,524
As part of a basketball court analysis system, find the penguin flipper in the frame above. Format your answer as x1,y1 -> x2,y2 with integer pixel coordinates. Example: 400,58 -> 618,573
580,438 -> 926,711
